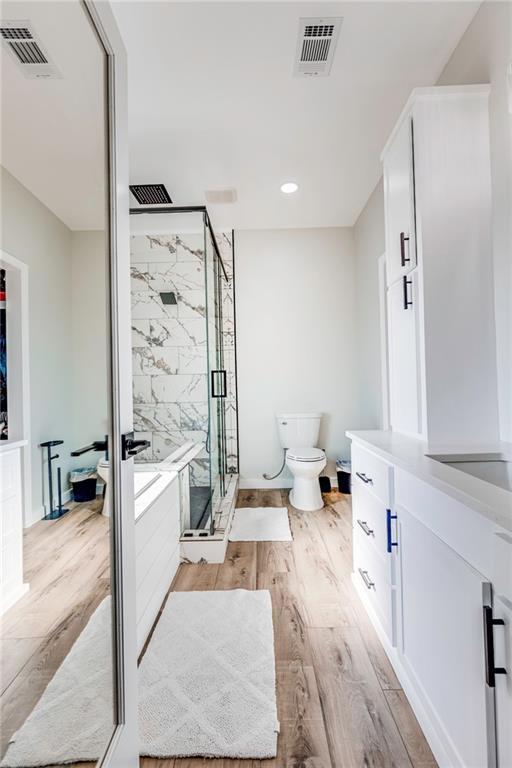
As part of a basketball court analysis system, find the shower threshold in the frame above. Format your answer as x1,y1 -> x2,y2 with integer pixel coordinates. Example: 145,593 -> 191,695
181,474 -> 239,562
189,486 -> 212,530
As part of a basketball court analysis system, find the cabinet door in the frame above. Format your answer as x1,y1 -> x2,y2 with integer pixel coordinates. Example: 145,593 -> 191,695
384,116 -> 416,286
387,270 -> 421,436
494,595 -> 512,767
399,507 -> 489,767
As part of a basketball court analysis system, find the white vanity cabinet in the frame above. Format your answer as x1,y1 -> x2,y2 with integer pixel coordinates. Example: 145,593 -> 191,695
348,432 -> 512,768
383,116 -> 416,286
398,504 -> 489,767
382,85 -> 499,445
351,444 -> 397,646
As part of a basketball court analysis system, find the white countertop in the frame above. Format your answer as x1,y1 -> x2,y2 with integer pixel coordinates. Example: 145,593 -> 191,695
346,430 -> 512,534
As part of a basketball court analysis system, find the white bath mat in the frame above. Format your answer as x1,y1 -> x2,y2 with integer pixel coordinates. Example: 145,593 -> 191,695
2,590 -> 278,766
139,589 -> 278,759
1,599 -> 114,767
229,506 -> 292,541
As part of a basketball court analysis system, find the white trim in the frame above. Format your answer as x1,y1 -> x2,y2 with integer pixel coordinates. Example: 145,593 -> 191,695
0,250 -> 33,527
81,3 -> 138,766
380,84 -> 490,161
378,253 -> 390,430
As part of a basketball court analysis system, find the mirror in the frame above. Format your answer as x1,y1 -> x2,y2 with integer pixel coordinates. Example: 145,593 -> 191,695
1,3 -> 117,766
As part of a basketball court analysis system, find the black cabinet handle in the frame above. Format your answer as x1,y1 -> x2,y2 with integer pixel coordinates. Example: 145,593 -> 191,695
403,275 -> 413,310
121,432 -> 150,460
211,369 -> 227,398
400,232 -> 411,267
358,568 -> 375,590
357,519 -> 374,536
483,605 -> 507,687
355,471 -> 373,485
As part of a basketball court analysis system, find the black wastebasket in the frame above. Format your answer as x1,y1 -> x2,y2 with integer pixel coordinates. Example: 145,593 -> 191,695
336,461 -> 351,494
70,468 -> 97,502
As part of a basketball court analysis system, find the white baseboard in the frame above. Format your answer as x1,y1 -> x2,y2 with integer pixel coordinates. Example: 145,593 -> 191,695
239,477 -> 293,490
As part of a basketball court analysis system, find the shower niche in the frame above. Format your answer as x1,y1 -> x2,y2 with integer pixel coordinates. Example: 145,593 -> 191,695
130,209 -> 238,536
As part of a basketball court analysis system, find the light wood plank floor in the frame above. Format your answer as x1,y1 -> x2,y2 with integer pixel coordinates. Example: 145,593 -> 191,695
141,488 -> 437,768
0,499 -> 111,759
1,490 -> 437,768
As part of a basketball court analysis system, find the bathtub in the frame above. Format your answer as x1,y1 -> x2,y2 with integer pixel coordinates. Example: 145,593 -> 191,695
134,467 -> 181,652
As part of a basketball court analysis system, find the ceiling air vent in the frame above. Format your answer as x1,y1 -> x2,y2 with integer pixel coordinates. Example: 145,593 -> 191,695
0,20 -> 60,78
294,17 -> 343,77
129,184 -> 173,205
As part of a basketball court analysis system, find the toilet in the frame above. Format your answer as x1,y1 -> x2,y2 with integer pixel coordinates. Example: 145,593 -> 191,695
96,458 -> 110,517
277,413 -> 326,512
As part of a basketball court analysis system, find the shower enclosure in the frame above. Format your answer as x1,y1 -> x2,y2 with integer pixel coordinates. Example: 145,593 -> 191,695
130,207 -> 238,534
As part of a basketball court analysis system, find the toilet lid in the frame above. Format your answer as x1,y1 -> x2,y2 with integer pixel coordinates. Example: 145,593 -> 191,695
287,447 -> 325,462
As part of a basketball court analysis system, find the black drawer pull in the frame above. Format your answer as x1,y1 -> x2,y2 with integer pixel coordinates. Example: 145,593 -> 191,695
400,232 -> 411,267
483,605 -> 507,687
403,275 -> 413,310
358,568 -> 375,590
357,519 -> 374,536
356,472 -> 373,485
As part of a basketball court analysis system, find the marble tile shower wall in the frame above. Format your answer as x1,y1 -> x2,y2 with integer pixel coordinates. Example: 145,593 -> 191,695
130,230 -> 238,487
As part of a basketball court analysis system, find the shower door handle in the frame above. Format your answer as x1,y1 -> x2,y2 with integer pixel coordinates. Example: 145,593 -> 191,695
121,432 -> 150,460
211,369 -> 227,398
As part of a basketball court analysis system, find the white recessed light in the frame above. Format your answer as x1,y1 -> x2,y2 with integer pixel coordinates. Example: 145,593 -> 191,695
281,182 -> 298,194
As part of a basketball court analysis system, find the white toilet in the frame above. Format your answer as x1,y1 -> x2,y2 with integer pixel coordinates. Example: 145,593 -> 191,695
277,413 -> 327,512
96,458 -> 110,517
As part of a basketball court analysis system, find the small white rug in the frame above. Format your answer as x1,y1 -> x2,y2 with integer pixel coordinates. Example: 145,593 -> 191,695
1,599 -> 114,767
139,589 -> 278,759
229,506 -> 292,541
2,590 -> 278,766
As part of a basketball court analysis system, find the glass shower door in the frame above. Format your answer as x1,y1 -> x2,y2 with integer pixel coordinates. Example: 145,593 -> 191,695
204,219 -> 226,532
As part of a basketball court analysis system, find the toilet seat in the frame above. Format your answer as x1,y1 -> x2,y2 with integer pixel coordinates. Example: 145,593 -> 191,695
287,447 -> 325,462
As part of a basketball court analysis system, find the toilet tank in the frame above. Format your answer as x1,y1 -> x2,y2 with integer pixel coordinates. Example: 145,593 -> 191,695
276,413 -> 322,449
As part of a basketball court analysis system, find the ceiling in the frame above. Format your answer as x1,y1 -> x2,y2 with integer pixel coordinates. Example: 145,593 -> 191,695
0,1 -> 106,231
112,1 -> 479,231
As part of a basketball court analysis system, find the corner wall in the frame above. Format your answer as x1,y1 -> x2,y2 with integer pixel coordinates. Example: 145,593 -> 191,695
234,227 -> 358,486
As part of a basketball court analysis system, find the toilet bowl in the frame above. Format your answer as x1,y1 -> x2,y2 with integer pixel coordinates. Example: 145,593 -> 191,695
276,412 -> 326,512
286,446 -> 327,512
96,458 -> 110,517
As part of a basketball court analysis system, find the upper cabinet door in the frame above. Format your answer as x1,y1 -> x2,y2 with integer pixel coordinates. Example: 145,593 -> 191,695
387,271 -> 421,437
383,117 -> 416,286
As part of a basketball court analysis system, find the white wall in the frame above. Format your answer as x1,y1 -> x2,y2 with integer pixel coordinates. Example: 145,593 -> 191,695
235,227 -> 358,486
71,231 -> 108,461
354,179 -> 385,429
1,166 -> 73,523
353,2 -> 512,442
1,167 -> 108,523
437,1 -> 512,442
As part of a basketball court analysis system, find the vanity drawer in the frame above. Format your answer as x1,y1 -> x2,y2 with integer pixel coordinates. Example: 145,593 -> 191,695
353,524 -> 395,644
352,481 -> 387,557
351,443 -> 392,507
